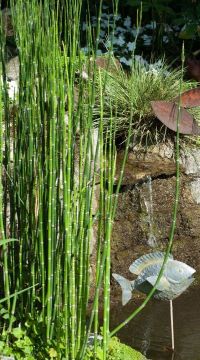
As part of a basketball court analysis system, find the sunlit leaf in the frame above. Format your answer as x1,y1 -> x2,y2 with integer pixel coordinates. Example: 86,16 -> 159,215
0,238 -> 18,246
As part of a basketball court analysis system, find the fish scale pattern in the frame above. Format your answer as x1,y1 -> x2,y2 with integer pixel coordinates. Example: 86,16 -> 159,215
129,251 -> 173,275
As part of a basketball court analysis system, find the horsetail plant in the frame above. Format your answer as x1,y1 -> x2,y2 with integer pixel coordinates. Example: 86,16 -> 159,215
0,0 -> 138,358
0,14 -> 11,311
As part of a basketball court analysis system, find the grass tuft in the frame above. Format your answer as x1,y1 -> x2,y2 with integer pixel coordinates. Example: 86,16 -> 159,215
93,58 -> 198,146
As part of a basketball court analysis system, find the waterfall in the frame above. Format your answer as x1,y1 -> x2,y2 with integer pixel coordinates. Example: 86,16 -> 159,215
140,176 -> 158,248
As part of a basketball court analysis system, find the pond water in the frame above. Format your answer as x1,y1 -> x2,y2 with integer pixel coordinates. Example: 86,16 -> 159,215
110,286 -> 200,360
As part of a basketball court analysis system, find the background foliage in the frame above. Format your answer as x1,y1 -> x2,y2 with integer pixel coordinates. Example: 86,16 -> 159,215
81,0 -> 200,64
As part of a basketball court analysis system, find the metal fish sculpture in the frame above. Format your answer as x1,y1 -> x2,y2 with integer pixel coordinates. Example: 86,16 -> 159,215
113,252 -> 196,351
113,251 -> 195,306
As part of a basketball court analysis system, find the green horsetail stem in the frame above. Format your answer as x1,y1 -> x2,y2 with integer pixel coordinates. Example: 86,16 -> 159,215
0,17 -> 11,311
103,111 -> 116,360
80,68 -> 133,360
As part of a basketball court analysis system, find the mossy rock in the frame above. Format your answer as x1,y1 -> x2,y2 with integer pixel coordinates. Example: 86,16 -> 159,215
85,336 -> 146,360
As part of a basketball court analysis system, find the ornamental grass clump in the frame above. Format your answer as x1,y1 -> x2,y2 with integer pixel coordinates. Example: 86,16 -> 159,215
93,58 -> 199,145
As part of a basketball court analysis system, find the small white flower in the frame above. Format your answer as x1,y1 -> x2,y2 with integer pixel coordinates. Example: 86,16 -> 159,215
119,56 -> 126,64
113,35 -> 125,47
115,26 -> 126,34
145,21 -> 156,30
120,57 -> 132,66
124,16 -> 131,28
134,55 -> 148,66
131,28 -> 138,37
101,21 -> 108,29
148,67 -> 159,76
105,39 -> 112,49
163,35 -> 169,43
114,14 -> 121,21
99,30 -> 106,38
154,60 -> 163,68
164,24 -> 173,32
127,41 -> 136,51
147,60 -> 170,76
142,34 -> 152,46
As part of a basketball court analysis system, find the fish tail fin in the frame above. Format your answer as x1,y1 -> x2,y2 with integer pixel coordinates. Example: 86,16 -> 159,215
112,273 -> 135,306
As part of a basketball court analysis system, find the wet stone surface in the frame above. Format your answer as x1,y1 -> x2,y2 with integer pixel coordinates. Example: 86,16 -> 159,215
111,142 -> 200,301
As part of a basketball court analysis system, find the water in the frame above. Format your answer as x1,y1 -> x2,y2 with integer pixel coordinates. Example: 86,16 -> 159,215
139,176 -> 157,248
110,286 -> 200,360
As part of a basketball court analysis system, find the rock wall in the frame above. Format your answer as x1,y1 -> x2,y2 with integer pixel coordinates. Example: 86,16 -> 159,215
111,141 -> 200,294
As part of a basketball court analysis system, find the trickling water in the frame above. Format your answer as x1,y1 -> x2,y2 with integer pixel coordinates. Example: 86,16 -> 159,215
146,176 -> 157,247
140,318 -> 151,356
139,176 -> 157,248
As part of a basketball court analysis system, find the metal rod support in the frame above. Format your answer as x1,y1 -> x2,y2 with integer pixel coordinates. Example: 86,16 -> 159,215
170,299 -> 175,351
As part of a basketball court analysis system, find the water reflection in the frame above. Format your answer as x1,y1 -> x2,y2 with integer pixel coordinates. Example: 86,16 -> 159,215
110,286 -> 200,360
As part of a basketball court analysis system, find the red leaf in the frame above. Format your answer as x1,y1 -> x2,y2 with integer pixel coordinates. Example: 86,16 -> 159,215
151,101 -> 200,135
174,88 -> 200,108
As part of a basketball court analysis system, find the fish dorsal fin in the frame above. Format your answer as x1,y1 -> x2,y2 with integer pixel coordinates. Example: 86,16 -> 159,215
129,252 -> 173,275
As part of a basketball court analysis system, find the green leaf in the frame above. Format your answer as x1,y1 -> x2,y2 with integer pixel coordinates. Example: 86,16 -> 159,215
0,307 -> 8,315
0,340 -> 5,350
49,348 -> 57,358
0,284 -> 39,304
12,327 -> 24,339
96,346 -> 103,360
179,24 -> 198,39
2,313 -> 10,320
0,238 -> 18,246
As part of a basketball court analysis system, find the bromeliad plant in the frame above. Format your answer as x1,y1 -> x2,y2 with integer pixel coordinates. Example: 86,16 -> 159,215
0,0 -> 134,359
